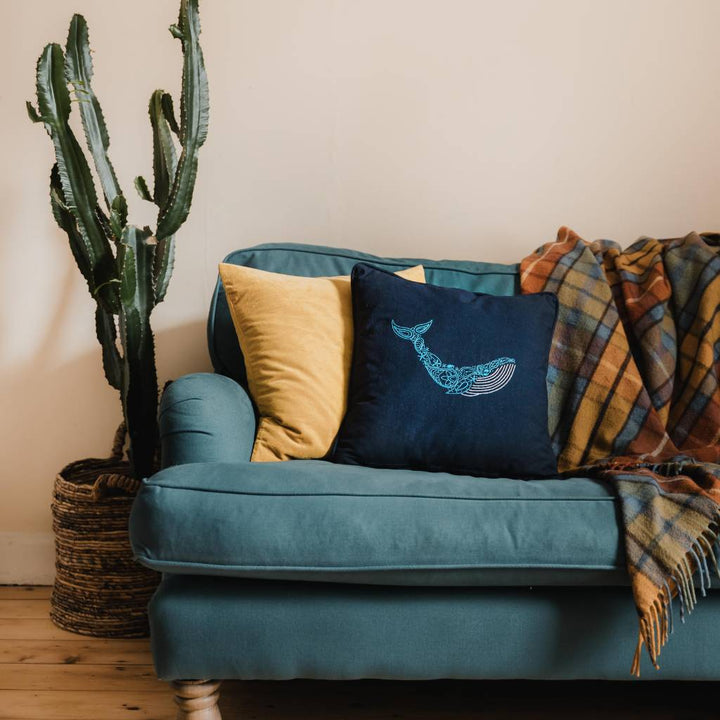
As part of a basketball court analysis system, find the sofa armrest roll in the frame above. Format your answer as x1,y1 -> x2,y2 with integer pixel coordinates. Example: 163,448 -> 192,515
159,373 -> 256,467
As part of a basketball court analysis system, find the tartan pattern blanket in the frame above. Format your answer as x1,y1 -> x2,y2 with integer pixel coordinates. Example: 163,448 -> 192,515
520,227 -> 720,675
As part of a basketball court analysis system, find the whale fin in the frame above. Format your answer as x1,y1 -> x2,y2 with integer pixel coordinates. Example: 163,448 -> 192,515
391,319 -> 433,341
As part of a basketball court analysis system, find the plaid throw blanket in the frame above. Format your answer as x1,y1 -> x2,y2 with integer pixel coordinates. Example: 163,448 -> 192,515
520,227 -> 720,675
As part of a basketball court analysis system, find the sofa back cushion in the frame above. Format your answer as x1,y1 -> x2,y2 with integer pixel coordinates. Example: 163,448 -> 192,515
209,243 -> 519,385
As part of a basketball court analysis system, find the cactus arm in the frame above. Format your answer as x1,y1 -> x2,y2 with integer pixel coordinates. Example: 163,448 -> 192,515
148,90 -> 179,303
155,0 -> 208,241
65,14 -> 125,225
134,176 -> 153,202
109,195 -> 128,240
49,163 -> 95,293
51,165 -> 121,308
149,90 -> 178,208
175,0 -> 209,149
161,92 -> 180,136
36,43 -> 118,313
52,164 -> 122,392
117,225 -> 158,478
152,236 -> 175,304
95,304 -> 122,391
26,101 -> 42,123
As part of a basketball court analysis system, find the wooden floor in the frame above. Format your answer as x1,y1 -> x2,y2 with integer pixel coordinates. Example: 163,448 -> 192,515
0,586 -> 718,720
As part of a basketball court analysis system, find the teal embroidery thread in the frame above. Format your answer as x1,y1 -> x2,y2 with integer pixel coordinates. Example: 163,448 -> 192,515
391,319 -> 516,397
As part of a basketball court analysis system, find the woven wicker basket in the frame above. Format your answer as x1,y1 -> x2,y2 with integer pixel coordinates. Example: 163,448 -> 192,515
50,424 -> 160,638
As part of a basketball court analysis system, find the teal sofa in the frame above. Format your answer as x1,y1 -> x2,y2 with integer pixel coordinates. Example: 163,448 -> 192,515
129,244 -> 720,717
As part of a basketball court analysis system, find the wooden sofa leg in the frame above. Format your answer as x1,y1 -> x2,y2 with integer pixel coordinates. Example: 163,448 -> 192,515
172,679 -> 223,720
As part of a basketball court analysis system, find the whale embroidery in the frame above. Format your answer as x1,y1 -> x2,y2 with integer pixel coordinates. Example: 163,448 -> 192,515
391,319 -> 516,397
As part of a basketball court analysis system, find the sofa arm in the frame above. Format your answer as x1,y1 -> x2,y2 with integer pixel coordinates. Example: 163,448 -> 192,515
159,373 -> 256,467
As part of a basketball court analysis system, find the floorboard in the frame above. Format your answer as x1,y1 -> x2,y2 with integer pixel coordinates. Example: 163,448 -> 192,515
0,586 -> 718,720
0,638 -> 152,665
0,663 -> 164,692
0,690 -> 171,720
0,618 -> 94,641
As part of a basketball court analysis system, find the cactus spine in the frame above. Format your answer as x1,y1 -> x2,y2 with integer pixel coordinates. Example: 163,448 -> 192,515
28,1 -> 209,479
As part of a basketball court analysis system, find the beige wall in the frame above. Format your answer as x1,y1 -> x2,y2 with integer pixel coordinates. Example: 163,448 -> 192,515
2,0 -> 720,581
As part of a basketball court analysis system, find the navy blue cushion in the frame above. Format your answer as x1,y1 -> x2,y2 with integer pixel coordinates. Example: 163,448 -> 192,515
332,264 -> 558,478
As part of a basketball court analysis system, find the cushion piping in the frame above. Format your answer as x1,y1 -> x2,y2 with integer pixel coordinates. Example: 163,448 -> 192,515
135,555 -> 623,573
142,483 -> 618,503
224,245 -> 519,277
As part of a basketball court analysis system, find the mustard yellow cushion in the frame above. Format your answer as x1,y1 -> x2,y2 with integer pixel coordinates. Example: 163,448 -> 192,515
219,263 -> 425,461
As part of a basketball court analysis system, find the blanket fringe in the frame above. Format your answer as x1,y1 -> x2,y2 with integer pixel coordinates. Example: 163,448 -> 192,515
631,516 -> 720,676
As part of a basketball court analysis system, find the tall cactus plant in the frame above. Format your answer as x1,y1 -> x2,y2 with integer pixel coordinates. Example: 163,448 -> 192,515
28,1 -> 209,479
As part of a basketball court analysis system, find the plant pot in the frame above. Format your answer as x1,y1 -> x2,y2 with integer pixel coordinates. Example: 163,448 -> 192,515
50,425 -> 160,638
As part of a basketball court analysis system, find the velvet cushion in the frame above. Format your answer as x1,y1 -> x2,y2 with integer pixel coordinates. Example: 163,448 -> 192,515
332,263 -> 558,478
219,262 -> 425,461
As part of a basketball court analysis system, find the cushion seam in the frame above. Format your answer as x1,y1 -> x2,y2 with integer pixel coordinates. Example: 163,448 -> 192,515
136,555 -> 623,572
143,484 -> 617,502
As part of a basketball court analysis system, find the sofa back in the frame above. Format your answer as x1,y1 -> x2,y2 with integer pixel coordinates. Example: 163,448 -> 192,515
208,243 -> 519,384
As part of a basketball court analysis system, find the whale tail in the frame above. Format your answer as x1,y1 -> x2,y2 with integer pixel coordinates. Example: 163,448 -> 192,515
391,319 -> 433,341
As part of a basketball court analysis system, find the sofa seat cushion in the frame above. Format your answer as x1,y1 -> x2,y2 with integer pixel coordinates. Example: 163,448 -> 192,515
129,460 -> 635,586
